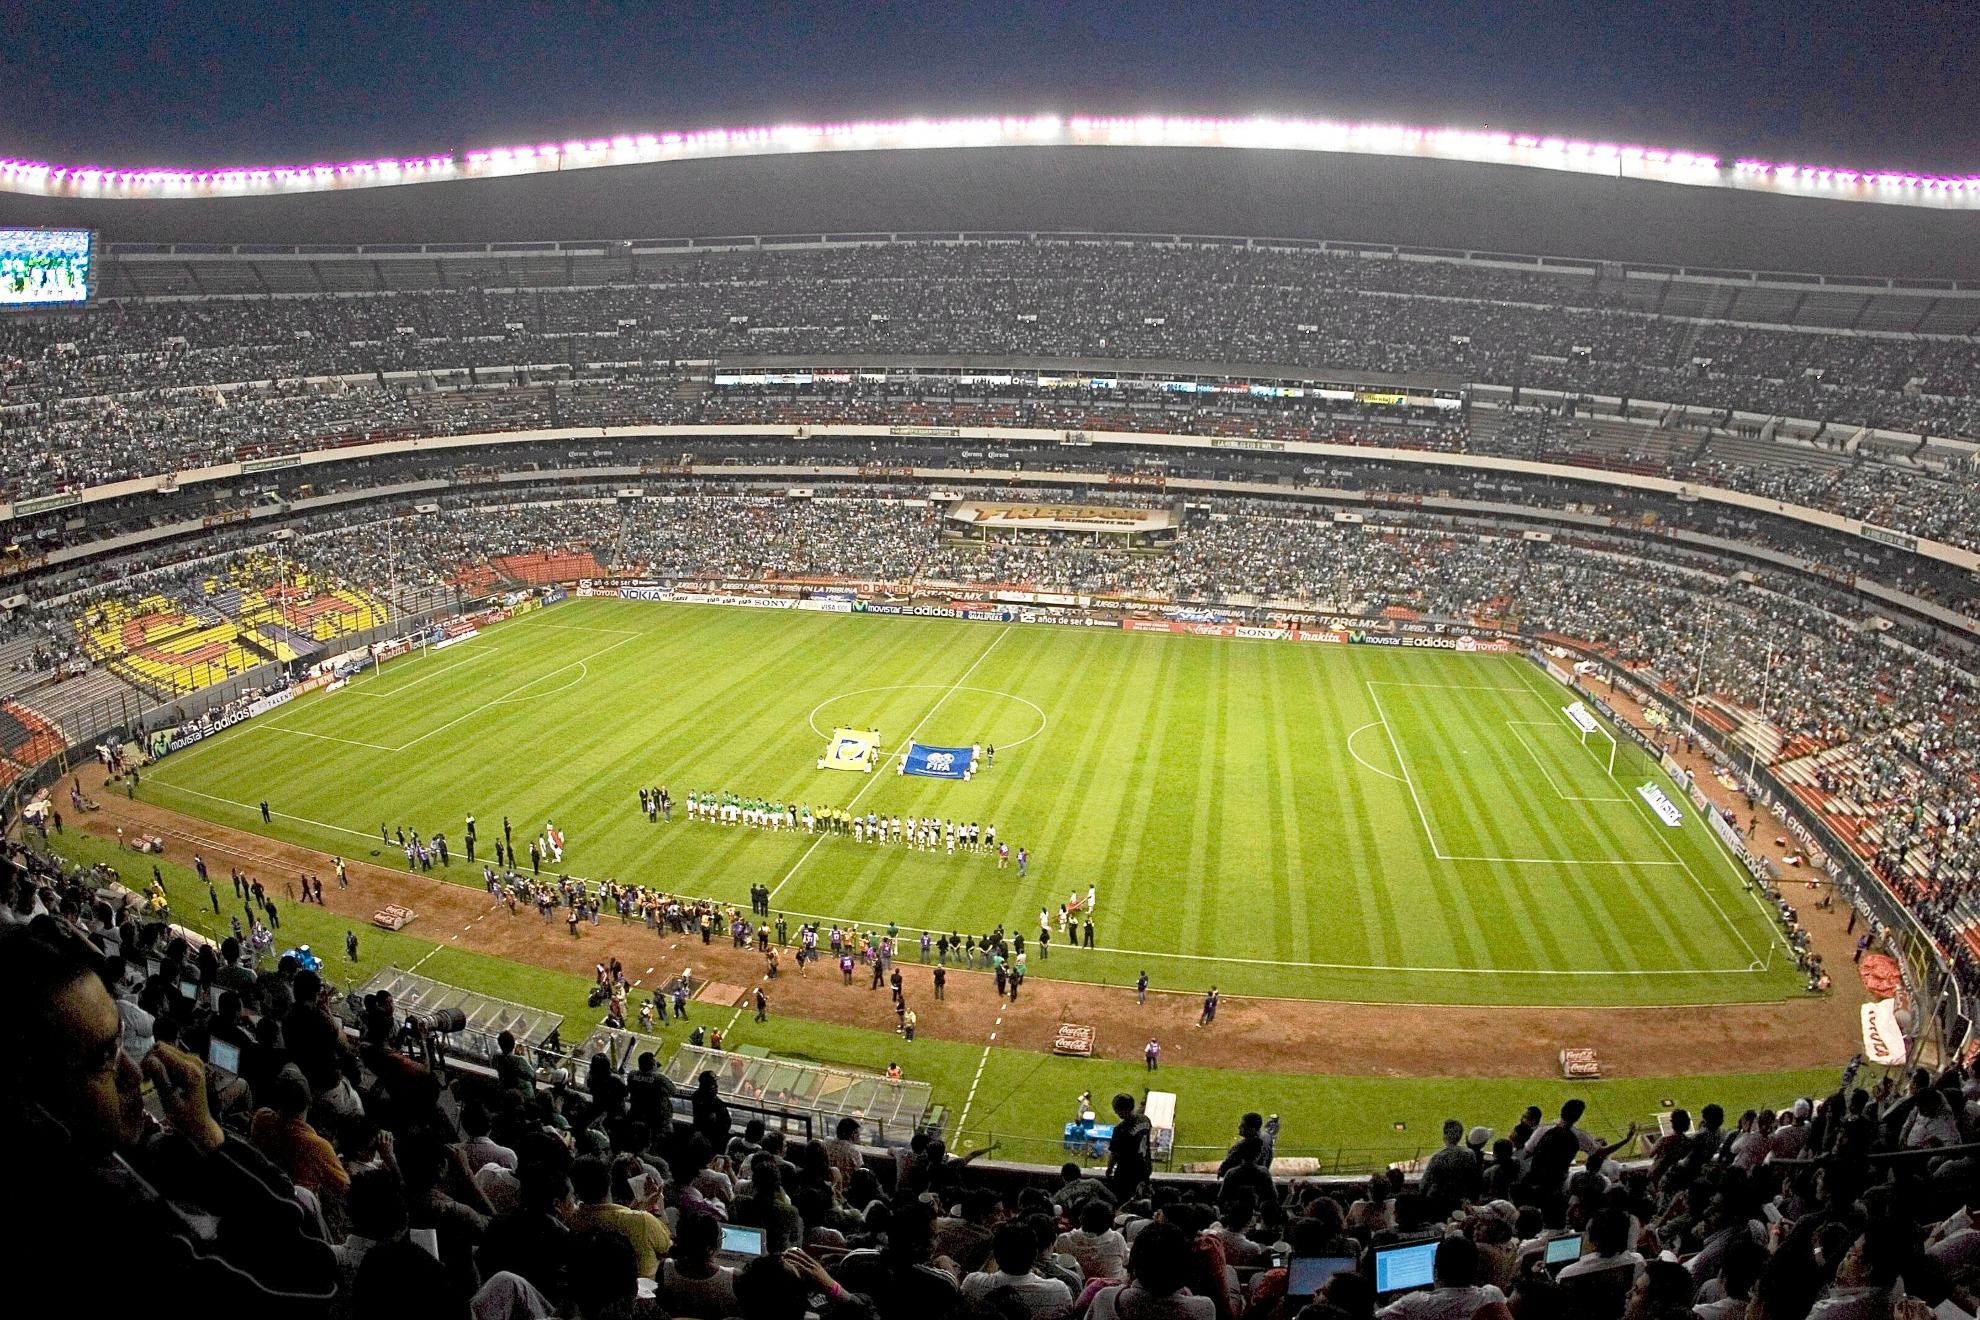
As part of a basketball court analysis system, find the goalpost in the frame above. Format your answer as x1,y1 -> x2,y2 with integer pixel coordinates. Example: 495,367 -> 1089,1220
1562,700 -> 1619,776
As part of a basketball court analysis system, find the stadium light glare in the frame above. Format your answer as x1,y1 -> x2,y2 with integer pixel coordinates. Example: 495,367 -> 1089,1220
1,113 -> 1974,206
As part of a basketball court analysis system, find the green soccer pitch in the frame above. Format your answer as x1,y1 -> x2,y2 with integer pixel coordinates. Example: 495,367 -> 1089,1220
141,597 -> 1798,1008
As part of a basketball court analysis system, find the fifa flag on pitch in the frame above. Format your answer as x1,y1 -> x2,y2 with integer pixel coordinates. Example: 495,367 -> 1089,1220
819,727 -> 879,773
901,742 -> 976,780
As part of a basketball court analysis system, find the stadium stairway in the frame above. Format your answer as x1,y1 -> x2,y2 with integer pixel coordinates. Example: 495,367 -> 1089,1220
0,702 -> 67,777
16,666 -> 144,743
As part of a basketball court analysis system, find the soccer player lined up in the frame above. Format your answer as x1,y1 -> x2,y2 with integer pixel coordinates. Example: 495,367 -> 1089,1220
679,792 -> 1016,864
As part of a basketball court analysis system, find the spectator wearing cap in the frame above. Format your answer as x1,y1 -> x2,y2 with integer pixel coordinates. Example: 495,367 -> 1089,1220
1057,1160 -> 1116,1217
1769,1099 -> 1813,1161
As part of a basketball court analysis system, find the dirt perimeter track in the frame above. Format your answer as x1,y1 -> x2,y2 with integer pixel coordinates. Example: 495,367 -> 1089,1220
78,760 -> 1864,1081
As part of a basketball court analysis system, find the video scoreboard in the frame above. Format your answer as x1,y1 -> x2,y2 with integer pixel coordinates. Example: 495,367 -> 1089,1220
0,228 -> 95,307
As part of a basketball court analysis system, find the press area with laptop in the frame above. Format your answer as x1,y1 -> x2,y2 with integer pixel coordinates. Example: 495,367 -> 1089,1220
1278,1229 -> 1589,1308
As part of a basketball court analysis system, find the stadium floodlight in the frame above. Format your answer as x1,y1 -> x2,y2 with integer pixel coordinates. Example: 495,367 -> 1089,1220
4,112 -> 1978,207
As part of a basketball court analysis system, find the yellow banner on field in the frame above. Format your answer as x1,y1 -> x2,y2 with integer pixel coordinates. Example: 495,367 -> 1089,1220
819,727 -> 880,773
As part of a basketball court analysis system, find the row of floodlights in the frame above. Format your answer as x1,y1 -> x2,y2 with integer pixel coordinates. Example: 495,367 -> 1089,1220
1,115 -> 1975,204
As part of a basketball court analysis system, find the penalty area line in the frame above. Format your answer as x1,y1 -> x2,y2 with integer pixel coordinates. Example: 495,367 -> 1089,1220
141,779 -> 386,846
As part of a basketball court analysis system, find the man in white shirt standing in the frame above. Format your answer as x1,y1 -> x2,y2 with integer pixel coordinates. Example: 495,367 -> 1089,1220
962,1223 -> 1074,1317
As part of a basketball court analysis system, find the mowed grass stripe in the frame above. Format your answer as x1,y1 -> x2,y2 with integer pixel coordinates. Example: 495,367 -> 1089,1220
1178,639 -> 1230,964
1259,644 -> 1312,966
1399,687 -> 1497,967
1094,632 -> 1189,956
150,601 -> 1799,1006
1492,656 -> 1770,970
1319,650 -> 1400,970
1455,695 -> 1639,972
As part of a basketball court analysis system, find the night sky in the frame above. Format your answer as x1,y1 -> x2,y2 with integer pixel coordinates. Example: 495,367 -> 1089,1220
2,0 -> 1974,173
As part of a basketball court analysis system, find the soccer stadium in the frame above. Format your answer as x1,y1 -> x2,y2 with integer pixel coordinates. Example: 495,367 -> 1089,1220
6,99 -> 1980,1320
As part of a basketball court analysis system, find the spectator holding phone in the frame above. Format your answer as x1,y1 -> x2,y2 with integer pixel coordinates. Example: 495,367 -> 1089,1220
0,924 -> 338,1307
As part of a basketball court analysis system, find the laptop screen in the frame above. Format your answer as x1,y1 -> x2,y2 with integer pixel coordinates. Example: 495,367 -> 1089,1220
719,1223 -> 766,1257
1373,1240 -> 1438,1294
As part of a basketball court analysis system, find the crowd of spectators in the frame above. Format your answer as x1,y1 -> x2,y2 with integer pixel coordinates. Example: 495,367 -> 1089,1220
6,241 -> 1980,543
11,831 -> 1980,1319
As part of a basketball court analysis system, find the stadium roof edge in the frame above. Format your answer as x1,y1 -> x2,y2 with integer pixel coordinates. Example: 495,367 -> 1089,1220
5,114 -> 1979,207
8,144 -> 1977,280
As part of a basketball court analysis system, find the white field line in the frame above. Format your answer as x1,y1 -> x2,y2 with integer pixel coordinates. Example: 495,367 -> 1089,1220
1345,721 -> 1406,783
137,777 -> 1761,979
955,1044 -> 995,1138
1364,680 -> 1447,858
1504,720 -> 1627,802
393,633 -> 639,750
247,725 -> 399,751
504,621 -> 645,635
1365,681 -> 1533,691
1503,656 -> 1771,968
768,629 -> 1010,903
339,645 -> 499,697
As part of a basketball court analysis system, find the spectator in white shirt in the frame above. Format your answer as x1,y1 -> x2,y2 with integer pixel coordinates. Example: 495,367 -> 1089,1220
1557,1209 -> 1644,1282
962,1223 -> 1075,1316
1693,1235 -> 1766,1320
1807,1221 -> 1911,1319
1900,1088 -> 1963,1150
1088,1221 -> 1214,1320
1768,1101 -> 1812,1162
660,1211 -> 741,1317
1056,1199 -> 1129,1282
459,1105 -> 517,1176
1376,1236 -> 1506,1319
